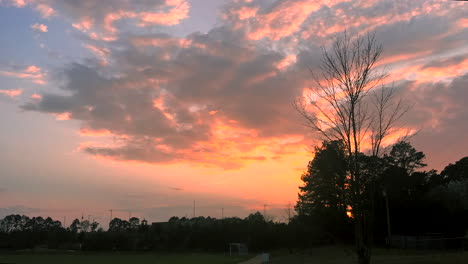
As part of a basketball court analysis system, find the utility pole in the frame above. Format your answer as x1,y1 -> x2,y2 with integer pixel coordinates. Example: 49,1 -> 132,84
128,211 -> 131,220
193,200 -> 196,218
263,204 -> 267,218
109,209 -> 113,222
287,203 -> 291,223
63,216 -> 66,228
383,190 -> 392,247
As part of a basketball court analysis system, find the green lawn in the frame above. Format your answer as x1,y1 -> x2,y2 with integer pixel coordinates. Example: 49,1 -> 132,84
2,248 -> 468,264
0,253 -> 250,264
269,246 -> 468,264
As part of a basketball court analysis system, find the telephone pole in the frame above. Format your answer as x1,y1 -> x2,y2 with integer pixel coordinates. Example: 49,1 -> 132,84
109,209 -> 113,222
193,200 -> 196,218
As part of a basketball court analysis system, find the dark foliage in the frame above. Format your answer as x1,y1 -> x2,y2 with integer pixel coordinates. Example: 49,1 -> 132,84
0,212 -> 321,252
297,140 -> 468,247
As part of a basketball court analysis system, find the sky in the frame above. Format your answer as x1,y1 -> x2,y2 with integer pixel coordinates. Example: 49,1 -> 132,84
0,0 -> 467,225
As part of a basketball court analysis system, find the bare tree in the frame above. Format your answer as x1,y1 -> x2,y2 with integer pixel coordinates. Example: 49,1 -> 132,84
295,32 -> 409,264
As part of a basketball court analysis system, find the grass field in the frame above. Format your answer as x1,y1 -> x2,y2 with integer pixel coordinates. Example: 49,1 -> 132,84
2,248 -> 468,264
269,246 -> 468,264
0,253 -> 250,264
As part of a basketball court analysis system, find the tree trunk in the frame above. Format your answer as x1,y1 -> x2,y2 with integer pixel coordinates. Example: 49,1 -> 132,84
355,199 -> 373,264
355,214 -> 371,264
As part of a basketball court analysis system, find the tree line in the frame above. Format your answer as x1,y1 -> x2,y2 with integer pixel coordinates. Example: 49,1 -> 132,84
0,142 -> 466,253
0,211 -> 309,252
0,32 -> 465,264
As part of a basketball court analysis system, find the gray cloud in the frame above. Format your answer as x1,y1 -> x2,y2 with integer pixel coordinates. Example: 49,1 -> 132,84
400,73 -> 468,170
0,206 -> 41,218
17,0 -> 468,169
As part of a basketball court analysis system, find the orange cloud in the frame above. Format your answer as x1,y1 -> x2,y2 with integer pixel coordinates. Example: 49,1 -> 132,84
55,112 -> 71,121
0,89 -> 23,97
415,58 -> 468,82
376,50 -> 433,68
79,129 -> 112,137
275,54 -> 297,70
387,57 -> 468,84
152,97 -> 175,121
31,23 -> 48,32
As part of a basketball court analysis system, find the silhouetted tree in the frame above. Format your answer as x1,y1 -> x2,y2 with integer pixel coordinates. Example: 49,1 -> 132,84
109,218 -> 130,232
384,141 -> 426,174
129,217 -> 140,230
295,32 -> 409,264
296,140 -> 352,242
70,219 -> 81,233
440,157 -> 468,183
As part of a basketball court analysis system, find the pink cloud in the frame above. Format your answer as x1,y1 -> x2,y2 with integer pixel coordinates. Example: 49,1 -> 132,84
138,0 -> 190,26
301,1 -> 462,40
248,0 -> 322,40
25,65 -> 41,73
230,6 -> 259,20
12,0 -> 26,7
103,11 -> 136,34
130,36 -> 192,48
66,0 -> 190,41
72,18 -> 94,32
31,23 -> 48,32
35,4 -> 55,18
0,65 -> 46,84
31,93 -> 42,99
0,89 -> 23,97
84,44 -> 111,65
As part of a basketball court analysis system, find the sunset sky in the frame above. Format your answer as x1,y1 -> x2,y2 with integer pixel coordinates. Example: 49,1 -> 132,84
0,0 -> 467,225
